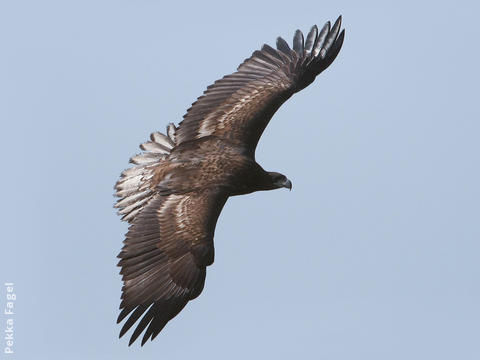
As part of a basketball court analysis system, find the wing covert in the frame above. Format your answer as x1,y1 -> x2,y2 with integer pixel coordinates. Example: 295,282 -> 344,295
117,189 -> 227,345
175,16 -> 345,154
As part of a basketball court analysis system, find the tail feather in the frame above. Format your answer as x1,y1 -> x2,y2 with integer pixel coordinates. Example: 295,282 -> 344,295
114,124 -> 177,223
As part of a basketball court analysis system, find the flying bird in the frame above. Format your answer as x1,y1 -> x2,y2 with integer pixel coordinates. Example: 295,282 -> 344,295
115,16 -> 345,346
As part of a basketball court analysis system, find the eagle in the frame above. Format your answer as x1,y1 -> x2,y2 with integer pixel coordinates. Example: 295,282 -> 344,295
114,16 -> 345,346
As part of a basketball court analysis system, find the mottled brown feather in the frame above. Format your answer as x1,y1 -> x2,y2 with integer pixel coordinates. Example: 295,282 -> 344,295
175,16 -> 345,155
115,17 -> 345,345
117,190 -> 227,345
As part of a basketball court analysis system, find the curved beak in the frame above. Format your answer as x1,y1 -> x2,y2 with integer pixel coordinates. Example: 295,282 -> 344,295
283,179 -> 292,191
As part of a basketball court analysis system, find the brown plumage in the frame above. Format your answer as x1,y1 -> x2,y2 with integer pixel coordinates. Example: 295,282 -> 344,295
114,16 -> 345,345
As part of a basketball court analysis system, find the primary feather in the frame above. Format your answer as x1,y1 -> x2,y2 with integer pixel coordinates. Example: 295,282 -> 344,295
115,16 -> 345,345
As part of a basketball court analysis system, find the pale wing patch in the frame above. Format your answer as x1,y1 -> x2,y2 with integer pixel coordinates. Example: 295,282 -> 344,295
158,194 -> 183,214
175,196 -> 189,229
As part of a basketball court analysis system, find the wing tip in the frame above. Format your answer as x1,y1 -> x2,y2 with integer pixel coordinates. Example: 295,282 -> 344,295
293,29 -> 304,53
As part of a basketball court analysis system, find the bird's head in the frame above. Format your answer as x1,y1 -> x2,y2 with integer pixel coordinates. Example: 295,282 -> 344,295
267,172 -> 292,191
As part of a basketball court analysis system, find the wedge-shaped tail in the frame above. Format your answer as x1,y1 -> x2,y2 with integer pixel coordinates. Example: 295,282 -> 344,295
114,16 -> 345,346
114,123 -> 177,223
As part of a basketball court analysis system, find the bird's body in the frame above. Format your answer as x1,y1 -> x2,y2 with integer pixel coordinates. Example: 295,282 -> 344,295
115,16 -> 345,345
157,138 -> 286,196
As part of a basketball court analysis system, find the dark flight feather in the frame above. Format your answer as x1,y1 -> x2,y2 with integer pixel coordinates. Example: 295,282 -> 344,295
304,25 -> 318,53
293,29 -> 304,54
114,16 -> 345,345
174,16 -> 345,153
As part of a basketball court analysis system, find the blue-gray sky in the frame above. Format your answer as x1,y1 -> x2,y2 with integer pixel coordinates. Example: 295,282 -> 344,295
1,1 -> 479,359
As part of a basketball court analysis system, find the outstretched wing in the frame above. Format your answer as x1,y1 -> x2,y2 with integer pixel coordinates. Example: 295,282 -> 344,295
117,189 -> 227,346
175,16 -> 345,155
